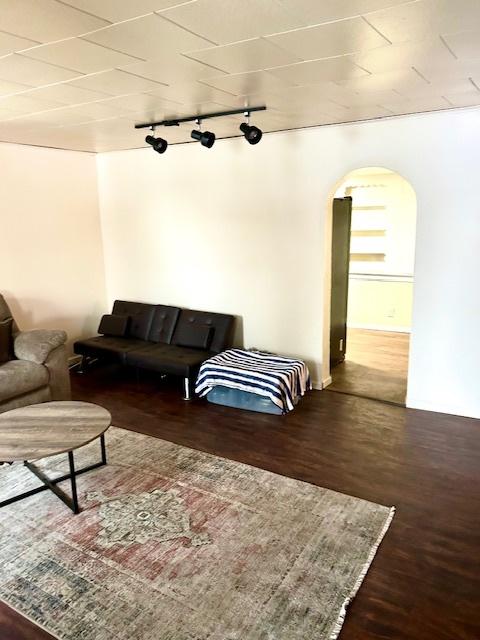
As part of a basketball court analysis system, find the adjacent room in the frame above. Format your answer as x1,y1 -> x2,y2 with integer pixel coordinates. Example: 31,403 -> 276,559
329,167 -> 416,405
0,2 -> 479,640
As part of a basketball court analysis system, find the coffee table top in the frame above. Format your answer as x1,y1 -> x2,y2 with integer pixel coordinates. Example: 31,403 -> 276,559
0,401 -> 111,462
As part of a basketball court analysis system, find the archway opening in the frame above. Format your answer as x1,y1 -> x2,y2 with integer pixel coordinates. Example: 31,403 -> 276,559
326,167 -> 417,405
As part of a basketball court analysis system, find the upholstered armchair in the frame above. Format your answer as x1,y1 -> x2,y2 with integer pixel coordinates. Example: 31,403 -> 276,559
0,294 -> 71,413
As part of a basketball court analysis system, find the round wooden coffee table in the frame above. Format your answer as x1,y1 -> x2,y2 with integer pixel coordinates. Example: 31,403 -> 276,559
0,401 -> 111,514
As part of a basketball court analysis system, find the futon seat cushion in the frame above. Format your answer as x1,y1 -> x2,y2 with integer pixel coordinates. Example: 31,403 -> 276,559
73,336 -> 149,364
126,343 -> 211,377
0,360 -> 49,402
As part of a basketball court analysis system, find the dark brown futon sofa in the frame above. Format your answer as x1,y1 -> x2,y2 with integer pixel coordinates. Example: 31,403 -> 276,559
74,300 -> 234,399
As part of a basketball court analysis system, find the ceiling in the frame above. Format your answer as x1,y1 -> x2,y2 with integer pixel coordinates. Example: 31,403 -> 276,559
0,0 -> 479,153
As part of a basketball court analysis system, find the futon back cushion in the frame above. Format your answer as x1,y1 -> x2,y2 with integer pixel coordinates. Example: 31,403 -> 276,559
112,301 -> 156,340
0,318 -> 13,363
98,314 -> 130,337
147,306 -> 181,344
174,323 -> 213,350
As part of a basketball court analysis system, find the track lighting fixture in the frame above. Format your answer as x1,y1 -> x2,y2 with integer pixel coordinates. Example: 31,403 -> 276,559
240,122 -> 263,145
145,134 -> 168,154
191,119 -> 215,148
135,106 -> 266,153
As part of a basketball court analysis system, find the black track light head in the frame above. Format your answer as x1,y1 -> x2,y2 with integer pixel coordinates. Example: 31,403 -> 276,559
191,129 -> 215,148
145,135 -> 168,154
240,122 -> 263,145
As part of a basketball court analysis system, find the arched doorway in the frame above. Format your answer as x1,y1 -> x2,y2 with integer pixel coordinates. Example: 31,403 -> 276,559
325,167 -> 417,405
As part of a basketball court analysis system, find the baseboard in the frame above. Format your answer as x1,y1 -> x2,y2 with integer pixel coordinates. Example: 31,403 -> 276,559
406,397 -> 480,420
347,323 -> 411,333
311,377 -> 332,390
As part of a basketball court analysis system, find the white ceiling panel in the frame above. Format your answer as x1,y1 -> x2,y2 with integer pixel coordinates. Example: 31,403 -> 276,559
95,93 -> 181,115
415,62 -> 468,86
275,0 -> 416,28
442,30 -> 480,62
443,89 -> 480,108
337,104 -> 396,120
0,0 -> 478,151
59,0 -> 196,23
0,93 -> 63,115
0,79 -> 32,97
83,14 -> 212,61
3,101 -> 126,128
0,107 -> 18,121
0,31 -> 39,57
21,38 -> 142,74
396,78 -> 478,98
413,60 -> 480,84
160,0 -> 304,44
200,70 -> 293,97
336,69 -> 429,94
69,69 -> 166,95
267,57 -> 369,85
332,88 -> 402,108
127,105 -> 189,126
0,54 -> 81,87
379,95 -> 452,114
364,0 -> 480,44
186,38 -> 300,74
121,55 -> 225,86
148,81 -> 239,107
21,83 -> 111,106
0,0 -> 109,43
267,18 -> 389,61
354,38 -> 456,74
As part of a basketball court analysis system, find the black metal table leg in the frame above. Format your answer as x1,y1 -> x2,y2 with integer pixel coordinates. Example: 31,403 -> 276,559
100,433 -> 107,465
0,433 -> 107,514
68,451 -> 79,514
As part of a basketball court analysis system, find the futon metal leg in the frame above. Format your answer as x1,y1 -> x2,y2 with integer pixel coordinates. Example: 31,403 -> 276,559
183,377 -> 192,401
77,355 -> 88,374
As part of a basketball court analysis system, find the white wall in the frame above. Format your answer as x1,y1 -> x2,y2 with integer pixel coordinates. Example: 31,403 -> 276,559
347,277 -> 413,331
0,142 -> 107,352
96,108 -> 480,419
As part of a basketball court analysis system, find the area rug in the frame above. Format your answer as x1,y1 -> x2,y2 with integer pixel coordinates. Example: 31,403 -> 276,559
0,427 -> 394,640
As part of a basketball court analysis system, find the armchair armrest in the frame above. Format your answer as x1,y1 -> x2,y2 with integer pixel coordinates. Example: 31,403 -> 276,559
14,329 -> 67,365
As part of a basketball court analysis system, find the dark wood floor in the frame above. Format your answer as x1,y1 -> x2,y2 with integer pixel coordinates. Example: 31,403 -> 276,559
2,365 -> 479,640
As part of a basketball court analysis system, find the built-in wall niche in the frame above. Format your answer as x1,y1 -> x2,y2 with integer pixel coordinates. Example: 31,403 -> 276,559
350,205 -> 387,262
347,176 -> 388,268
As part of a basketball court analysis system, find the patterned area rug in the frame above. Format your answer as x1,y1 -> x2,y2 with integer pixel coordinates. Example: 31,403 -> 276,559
0,427 -> 394,640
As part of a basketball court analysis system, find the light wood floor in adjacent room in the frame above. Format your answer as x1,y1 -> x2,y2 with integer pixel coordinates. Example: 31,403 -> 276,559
329,328 -> 410,405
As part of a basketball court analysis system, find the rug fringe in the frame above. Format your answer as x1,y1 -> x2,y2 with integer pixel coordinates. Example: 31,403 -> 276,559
329,506 -> 396,640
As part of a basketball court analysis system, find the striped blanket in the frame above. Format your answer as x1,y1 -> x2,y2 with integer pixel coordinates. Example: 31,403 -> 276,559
195,349 -> 312,414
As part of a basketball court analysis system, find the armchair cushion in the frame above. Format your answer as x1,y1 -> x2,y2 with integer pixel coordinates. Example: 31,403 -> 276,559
14,329 -> 67,365
0,318 -> 13,364
0,360 -> 49,402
